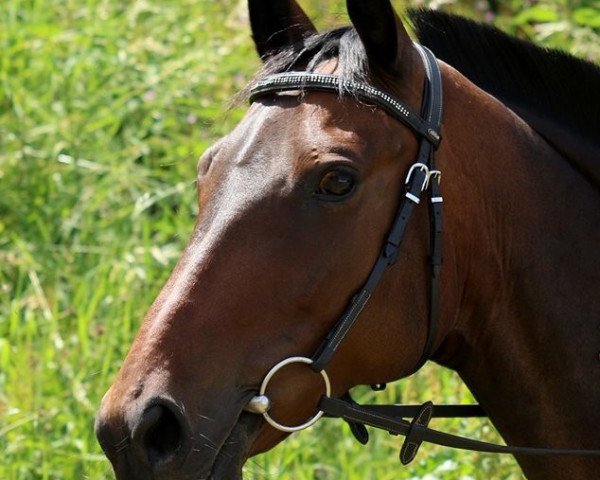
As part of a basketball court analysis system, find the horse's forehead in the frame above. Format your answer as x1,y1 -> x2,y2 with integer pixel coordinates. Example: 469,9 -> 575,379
195,95 -> 394,245
224,94 -> 388,166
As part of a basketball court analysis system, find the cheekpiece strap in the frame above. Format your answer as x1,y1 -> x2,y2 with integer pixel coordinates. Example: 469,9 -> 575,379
250,72 -> 441,147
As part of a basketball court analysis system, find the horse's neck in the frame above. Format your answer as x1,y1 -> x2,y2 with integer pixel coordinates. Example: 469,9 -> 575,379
436,66 -> 600,479
508,105 -> 600,193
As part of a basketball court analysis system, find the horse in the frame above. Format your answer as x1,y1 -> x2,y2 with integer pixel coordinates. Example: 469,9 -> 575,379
94,1 -> 600,479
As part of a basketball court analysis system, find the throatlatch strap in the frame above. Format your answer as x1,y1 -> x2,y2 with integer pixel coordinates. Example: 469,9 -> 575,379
412,44 -> 444,371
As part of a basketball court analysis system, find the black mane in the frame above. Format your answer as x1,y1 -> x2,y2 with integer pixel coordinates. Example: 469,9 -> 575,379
409,9 -> 600,146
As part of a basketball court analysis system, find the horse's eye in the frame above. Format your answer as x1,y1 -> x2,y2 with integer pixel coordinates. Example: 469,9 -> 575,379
315,168 -> 357,199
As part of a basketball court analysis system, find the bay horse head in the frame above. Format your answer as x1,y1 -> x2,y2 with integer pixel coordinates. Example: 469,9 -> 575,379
95,1 -> 600,479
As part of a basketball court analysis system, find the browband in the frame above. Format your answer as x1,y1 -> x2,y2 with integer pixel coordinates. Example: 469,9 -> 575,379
249,72 -> 441,147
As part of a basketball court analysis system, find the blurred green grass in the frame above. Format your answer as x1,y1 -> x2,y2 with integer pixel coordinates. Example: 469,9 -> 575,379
1,0 -> 597,478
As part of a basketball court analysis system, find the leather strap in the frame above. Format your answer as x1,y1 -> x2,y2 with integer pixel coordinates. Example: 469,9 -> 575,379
320,396 -> 600,461
250,72 -> 441,146
413,44 -> 444,372
334,390 -> 485,447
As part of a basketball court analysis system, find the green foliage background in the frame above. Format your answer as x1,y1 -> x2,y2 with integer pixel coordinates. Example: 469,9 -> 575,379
1,0 -> 598,478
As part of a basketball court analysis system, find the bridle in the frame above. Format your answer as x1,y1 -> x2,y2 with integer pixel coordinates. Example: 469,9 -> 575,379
243,44 -> 600,464
249,44 -> 443,381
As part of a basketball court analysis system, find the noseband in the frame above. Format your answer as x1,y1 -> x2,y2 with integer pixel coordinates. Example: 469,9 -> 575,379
244,45 -> 600,463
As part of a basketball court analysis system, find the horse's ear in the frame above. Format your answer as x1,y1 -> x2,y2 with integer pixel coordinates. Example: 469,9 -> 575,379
346,0 -> 412,74
248,0 -> 317,60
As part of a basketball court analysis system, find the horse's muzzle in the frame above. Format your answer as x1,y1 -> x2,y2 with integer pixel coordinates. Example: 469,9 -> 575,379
95,396 -> 193,479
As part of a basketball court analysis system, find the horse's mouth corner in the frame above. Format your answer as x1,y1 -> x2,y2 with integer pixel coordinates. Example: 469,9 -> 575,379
205,411 -> 264,480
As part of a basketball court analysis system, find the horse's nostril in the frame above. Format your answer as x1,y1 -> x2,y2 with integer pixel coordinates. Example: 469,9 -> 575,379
133,402 -> 186,466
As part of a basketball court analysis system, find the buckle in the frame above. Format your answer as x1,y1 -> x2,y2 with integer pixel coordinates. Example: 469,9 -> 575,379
428,170 -> 441,185
404,163 -> 430,192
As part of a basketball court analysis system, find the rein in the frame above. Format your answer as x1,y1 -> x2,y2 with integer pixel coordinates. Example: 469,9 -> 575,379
245,44 -> 600,464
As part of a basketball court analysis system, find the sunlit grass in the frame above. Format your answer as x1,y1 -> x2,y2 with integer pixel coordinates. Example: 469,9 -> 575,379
2,0 -> 596,478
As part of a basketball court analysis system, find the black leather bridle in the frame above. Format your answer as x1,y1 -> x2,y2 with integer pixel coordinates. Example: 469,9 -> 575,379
245,44 -> 600,465
250,44 -> 443,377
